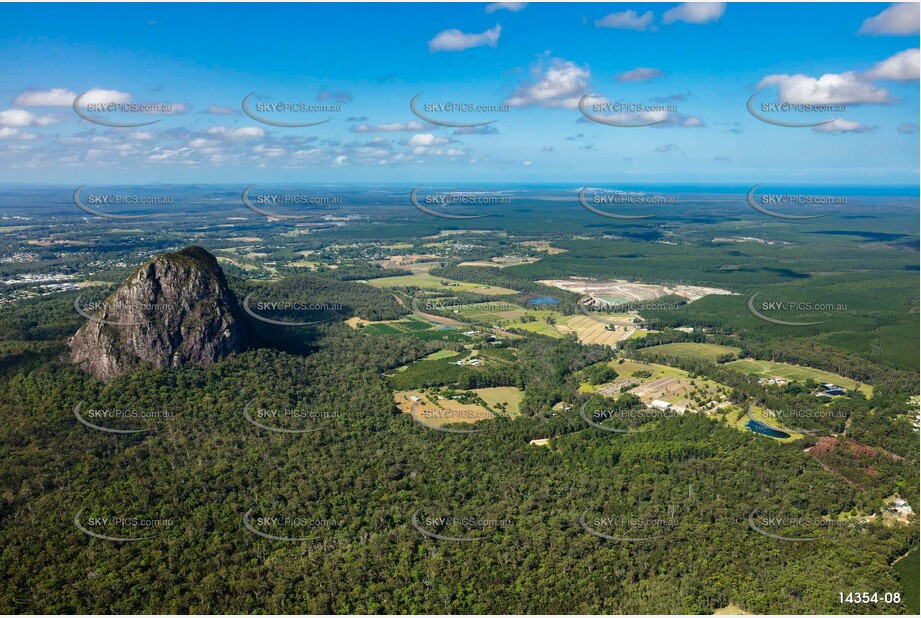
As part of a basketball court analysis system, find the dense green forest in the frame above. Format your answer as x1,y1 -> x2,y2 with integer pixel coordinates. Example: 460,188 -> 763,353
0,272 -> 918,614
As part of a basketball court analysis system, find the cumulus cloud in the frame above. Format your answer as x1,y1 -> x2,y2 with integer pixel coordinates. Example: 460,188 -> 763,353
812,118 -> 875,133
0,109 -> 60,127
0,127 -> 40,141
13,88 -> 78,106
663,2 -> 726,25
865,48 -> 920,81
351,120 -> 430,132
485,2 -> 526,13
859,3 -> 920,35
655,144 -> 681,153
594,10 -> 654,30
757,72 -> 890,104
73,88 -> 132,106
898,122 -> 920,133
505,57 -> 594,109
406,133 -> 452,147
616,67 -> 664,82
205,125 -> 265,139
577,109 -> 703,128
428,24 -> 501,52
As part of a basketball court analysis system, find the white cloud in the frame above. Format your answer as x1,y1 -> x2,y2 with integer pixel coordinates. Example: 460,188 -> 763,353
522,160 -> 532,166
505,57 -> 594,109
13,88 -> 78,107
428,24 -> 501,52
0,127 -> 40,141
663,2 -> 726,25
898,122 -> 920,133
582,109 -> 704,128
253,144 -> 285,157
158,103 -> 190,115
485,2 -> 526,13
351,120 -> 430,133
407,133 -> 451,147
616,67 -> 664,82
594,10 -> 654,30
73,88 -> 132,106
813,118 -> 874,133
205,125 -> 265,139
757,72 -> 890,104
865,48 -> 920,81
0,109 -> 59,127
859,3 -> 920,35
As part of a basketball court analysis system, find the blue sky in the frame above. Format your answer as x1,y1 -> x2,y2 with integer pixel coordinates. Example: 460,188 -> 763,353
0,2 -> 918,185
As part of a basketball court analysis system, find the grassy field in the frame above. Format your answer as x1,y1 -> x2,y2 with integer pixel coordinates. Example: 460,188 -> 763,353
455,301 -> 526,323
610,358 -> 690,381
366,273 -> 518,295
393,387 -> 522,427
472,386 -> 524,418
725,359 -> 873,396
603,358 -> 731,412
557,315 -> 636,347
504,317 -> 565,338
894,548 -> 920,614
359,315 -> 474,342
641,342 -> 741,363
423,349 -> 460,361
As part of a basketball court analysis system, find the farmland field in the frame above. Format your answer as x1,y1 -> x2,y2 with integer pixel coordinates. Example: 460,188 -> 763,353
725,359 -> 873,396
641,342 -> 741,363
472,386 -> 524,418
366,273 -> 518,295
455,301 -> 527,323
556,315 -> 639,347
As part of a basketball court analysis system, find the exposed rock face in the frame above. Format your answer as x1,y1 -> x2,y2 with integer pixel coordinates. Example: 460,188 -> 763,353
70,246 -> 248,381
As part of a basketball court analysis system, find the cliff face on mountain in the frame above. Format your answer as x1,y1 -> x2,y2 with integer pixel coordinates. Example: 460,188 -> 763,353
69,246 -> 248,381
